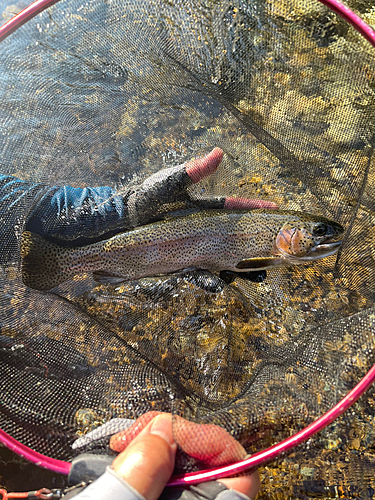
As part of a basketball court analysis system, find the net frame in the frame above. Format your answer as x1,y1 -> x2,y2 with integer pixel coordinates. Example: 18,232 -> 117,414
0,0 -> 374,488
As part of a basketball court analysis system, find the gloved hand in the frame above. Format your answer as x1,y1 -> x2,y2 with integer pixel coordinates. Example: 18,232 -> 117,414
22,147 -> 276,246
112,413 -> 260,500
0,148 -> 277,261
67,412 -> 260,500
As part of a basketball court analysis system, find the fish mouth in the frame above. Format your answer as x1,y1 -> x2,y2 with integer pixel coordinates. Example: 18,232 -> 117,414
294,240 -> 342,262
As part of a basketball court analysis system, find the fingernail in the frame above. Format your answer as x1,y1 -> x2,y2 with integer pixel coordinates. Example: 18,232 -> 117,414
150,414 -> 175,446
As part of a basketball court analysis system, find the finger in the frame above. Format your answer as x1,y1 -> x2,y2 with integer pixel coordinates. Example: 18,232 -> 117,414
110,411 -> 163,452
174,415 -> 247,466
183,148 -> 224,183
224,197 -> 278,209
112,413 -> 247,465
219,470 -> 261,500
128,149 -> 224,226
112,413 -> 177,500
141,148 -> 223,192
187,195 -> 278,210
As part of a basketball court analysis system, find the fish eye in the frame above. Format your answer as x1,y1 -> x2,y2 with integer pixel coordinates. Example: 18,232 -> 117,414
313,223 -> 328,236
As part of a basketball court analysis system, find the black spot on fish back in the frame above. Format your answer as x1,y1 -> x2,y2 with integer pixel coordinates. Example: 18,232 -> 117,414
21,231 -> 69,290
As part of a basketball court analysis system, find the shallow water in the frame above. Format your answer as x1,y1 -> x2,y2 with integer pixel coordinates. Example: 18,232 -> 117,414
0,0 -> 375,497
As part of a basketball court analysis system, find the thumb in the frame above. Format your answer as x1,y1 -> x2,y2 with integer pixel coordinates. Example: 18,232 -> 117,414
112,413 -> 177,500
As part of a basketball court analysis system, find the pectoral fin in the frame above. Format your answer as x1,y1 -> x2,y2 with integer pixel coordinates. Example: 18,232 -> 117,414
236,256 -> 285,270
220,270 -> 267,284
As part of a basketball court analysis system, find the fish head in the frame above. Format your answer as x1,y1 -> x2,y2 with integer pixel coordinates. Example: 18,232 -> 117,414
274,215 -> 344,262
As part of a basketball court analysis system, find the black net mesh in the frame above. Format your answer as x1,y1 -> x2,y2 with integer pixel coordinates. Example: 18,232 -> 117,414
0,0 -> 375,496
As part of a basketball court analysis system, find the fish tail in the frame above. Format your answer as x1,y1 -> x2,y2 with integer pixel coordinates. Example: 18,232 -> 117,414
21,231 -> 74,290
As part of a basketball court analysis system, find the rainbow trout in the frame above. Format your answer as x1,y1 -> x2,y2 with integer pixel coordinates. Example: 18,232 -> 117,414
21,209 -> 343,291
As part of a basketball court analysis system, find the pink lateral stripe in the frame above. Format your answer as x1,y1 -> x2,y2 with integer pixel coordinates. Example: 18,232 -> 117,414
168,363 -> 375,486
185,148 -> 224,183
0,428 -> 70,475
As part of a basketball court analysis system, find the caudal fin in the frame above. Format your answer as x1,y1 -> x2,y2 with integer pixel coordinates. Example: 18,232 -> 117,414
21,231 -> 73,290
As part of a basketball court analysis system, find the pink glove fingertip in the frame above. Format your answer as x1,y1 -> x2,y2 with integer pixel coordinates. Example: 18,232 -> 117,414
185,148 -> 224,183
224,197 -> 278,209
